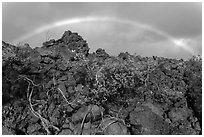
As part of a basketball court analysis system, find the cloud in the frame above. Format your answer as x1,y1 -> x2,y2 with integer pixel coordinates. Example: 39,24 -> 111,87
2,2 -> 52,41
3,3 -> 201,43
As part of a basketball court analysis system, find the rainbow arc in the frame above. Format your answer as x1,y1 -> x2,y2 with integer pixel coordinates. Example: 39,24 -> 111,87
12,16 -> 194,55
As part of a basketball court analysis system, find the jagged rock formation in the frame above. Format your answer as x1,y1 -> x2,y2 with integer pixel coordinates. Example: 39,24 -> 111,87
2,30 -> 202,135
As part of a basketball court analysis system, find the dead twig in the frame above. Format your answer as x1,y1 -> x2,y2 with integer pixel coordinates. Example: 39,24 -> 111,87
19,75 -> 41,87
28,87 -> 60,134
23,76 -> 59,134
144,73 -> 149,87
116,104 -> 125,119
80,108 -> 91,135
57,88 -> 77,107
101,119 -> 118,132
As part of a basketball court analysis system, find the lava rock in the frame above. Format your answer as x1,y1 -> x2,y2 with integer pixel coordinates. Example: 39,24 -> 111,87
129,105 -> 170,135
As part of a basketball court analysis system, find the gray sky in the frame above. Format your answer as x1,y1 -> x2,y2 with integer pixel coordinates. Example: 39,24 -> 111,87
2,2 -> 202,59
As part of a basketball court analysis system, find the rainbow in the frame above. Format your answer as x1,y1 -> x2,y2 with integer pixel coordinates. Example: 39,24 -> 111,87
12,16 -> 194,55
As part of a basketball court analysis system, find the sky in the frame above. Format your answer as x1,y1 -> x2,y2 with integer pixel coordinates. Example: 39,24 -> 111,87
2,2 -> 202,59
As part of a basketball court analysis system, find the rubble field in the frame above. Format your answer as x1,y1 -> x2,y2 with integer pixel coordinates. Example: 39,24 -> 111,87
2,30 -> 202,135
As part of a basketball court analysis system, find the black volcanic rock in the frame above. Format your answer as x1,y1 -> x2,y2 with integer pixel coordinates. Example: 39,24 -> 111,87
60,30 -> 89,56
2,30 -> 202,135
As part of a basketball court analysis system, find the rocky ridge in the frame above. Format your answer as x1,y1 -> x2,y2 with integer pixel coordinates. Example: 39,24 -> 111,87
2,30 -> 202,135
